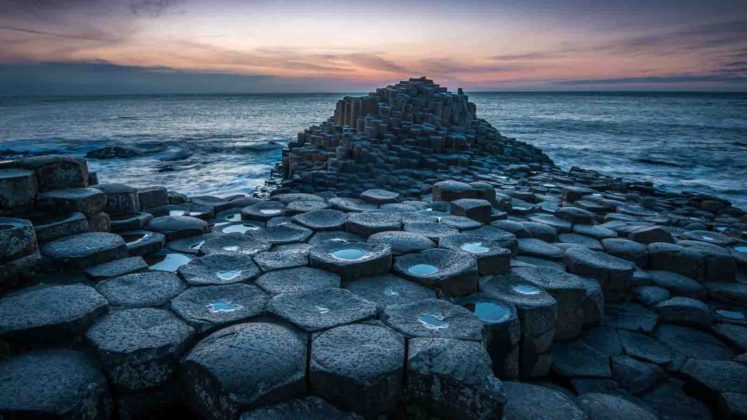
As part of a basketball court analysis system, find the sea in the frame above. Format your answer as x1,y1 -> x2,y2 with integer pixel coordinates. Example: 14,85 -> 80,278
1,92 -> 746,208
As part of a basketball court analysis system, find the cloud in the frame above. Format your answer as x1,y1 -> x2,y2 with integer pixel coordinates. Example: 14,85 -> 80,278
419,58 -> 521,76
129,0 -> 184,17
554,74 -> 747,85
339,53 -> 409,74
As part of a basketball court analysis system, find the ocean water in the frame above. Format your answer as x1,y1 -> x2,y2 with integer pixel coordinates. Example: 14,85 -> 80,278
1,92 -> 745,207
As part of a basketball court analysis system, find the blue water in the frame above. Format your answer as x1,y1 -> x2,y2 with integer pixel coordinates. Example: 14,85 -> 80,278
1,92 -> 745,207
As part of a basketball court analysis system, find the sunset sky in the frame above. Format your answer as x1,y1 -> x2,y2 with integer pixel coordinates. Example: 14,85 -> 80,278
1,0 -> 746,94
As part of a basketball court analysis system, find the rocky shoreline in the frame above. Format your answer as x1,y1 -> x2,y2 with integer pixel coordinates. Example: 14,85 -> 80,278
1,77 -> 746,419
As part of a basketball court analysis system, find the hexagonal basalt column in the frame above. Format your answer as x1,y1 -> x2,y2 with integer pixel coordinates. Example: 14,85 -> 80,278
345,274 -> 436,314
170,284 -> 269,333
41,232 -> 126,268
329,197 -> 378,212
0,350 -> 111,419
512,266 -> 588,341
0,168 -> 37,211
95,183 -> 141,215
241,201 -> 286,221
393,248 -> 478,296
137,186 -> 168,210
310,323 -> 404,417
309,241 -> 391,280
440,233 -> 511,275
0,284 -> 108,346
360,188 -> 399,204
368,230 -> 435,255
96,271 -> 186,308
432,180 -> 476,202
10,155 -> 88,192
200,233 -> 271,256
0,217 -> 38,265
470,226 -> 518,254
403,222 -> 459,242
250,223 -> 312,245
181,322 -> 307,420
178,254 -> 261,286
481,275 -> 557,378
36,187 -> 106,217
86,308 -> 195,391
382,298 -> 484,341
345,211 -> 402,236
292,209 -> 347,231
405,338 -> 505,419
146,216 -> 209,241
109,212 -> 154,233
121,230 -> 165,256
564,247 -> 635,302
256,266 -> 341,295
457,293 -> 521,378
450,198 -> 492,225
31,212 -> 89,243
239,396 -> 359,419
267,288 -> 376,333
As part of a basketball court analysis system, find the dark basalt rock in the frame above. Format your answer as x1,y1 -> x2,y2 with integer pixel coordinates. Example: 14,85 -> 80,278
253,247 -> 310,271
256,266 -> 340,295
308,230 -> 364,245
190,195 -> 231,213
502,382 -> 585,420
403,221 -> 459,241
200,233 -> 271,256
382,298 -> 484,341
360,188 -> 399,204
310,322 -> 404,417
147,215 -> 209,241
648,270 -> 706,299
178,253 -> 260,286
170,284 -> 268,333
137,186 -> 168,210
272,192 -> 325,204
432,180 -> 476,202
522,221 -> 559,242
564,246 -> 635,302
41,232 -> 127,268
240,396 -> 361,420
450,198 -> 492,225
406,338 -> 505,419
241,201 -> 286,221
654,297 -> 711,327
611,355 -> 666,394
705,281 -> 747,306
634,286 -> 671,306
0,349 -> 111,419
439,214 -> 483,230
32,211 -> 89,243
181,322 -> 307,420
36,187 -> 106,217
552,339 -> 611,379
629,226 -> 674,244
573,224 -> 617,239
556,206 -> 597,224
84,256 -> 148,280
558,233 -> 604,251
481,275 -> 558,340
344,274 -> 437,313
648,242 -> 705,281
394,248 -> 478,296
96,271 -> 186,308
0,217 -> 37,264
109,212 -> 154,232
0,283 -> 108,346
250,223 -> 312,245
655,323 -> 735,364
286,199 -> 330,214
292,209 -> 347,231
86,307 -> 195,391
0,168 -> 37,210
329,197 -> 378,212
120,230 -> 165,256
267,288 -> 376,333
575,392 -> 657,420
345,211 -> 402,236
679,359 -> 747,399
605,302 -> 658,333
367,230 -> 435,255
528,214 -> 572,233
641,379 -> 713,420
95,183 -> 140,215
309,241 -> 391,280
440,232 -> 511,275
10,154 -> 88,192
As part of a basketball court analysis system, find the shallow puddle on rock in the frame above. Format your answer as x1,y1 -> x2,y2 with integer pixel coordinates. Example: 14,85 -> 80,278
384,287 -> 401,297
733,245 -> 747,253
169,210 -> 187,216
461,242 -> 489,254
470,302 -> 511,323
226,213 -> 242,222
408,264 -> 439,276
315,305 -> 330,314
223,245 -> 239,252
512,284 -> 542,295
418,313 -> 449,329
259,209 -> 282,215
331,248 -> 367,260
216,270 -> 242,281
148,253 -> 191,272
716,309 -> 745,320
206,299 -> 244,313
123,232 -> 150,245
223,224 -> 260,234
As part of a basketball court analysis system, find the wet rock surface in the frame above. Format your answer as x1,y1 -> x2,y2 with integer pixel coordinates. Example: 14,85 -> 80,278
2,78 -> 746,418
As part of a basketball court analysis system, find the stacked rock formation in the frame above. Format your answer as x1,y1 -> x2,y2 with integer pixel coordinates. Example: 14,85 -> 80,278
1,80 -> 747,420
263,77 -> 553,198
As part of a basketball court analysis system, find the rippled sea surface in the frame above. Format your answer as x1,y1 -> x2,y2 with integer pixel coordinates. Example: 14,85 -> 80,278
1,92 -> 745,207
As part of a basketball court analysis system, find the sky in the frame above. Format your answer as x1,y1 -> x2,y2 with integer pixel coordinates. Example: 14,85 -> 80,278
0,0 -> 746,94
